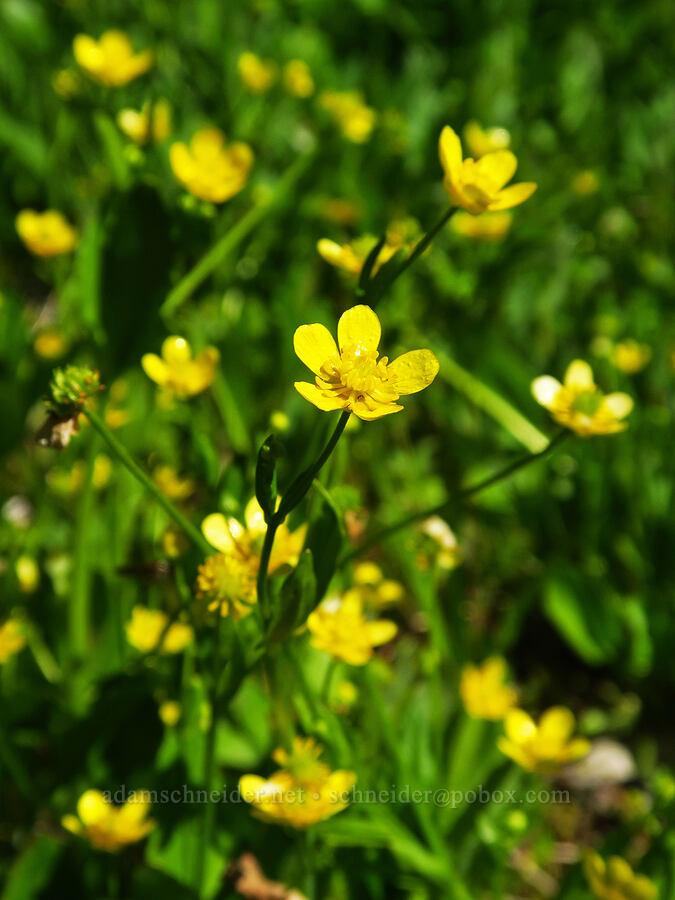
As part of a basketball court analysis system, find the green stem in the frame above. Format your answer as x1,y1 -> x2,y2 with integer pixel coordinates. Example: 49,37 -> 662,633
341,430 -> 569,564
196,612 -> 224,898
84,408 -> 213,556
391,206 -> 455,286
161,147 -> 316,320
257,411 -> 351,618
70,437 -> 98,658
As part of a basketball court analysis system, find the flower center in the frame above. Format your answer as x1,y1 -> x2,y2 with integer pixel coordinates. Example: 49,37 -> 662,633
571,389 -> 602,416
335,345 -> 388,395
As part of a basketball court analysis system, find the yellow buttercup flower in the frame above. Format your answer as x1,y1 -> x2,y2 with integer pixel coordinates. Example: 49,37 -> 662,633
439,125 -> 536,215
170,127 -> 253,204
125,606 -> 193,654
198,498 -> 306,620
283,59 -> 314,97
532,360 -> 633,436
294,305 -> 439,420
585,852 -> 658,900
344,561 -> 404,608
450,210 -> 513,242
73,31 -> 153,87
498,706 -> 590,774
571,170 -> 600,196
16,210 -> 78,257
158,700 -> 181,727
152,465 -> 195,501
117,99 -> 172,145
239,737 -> 356,828
141,336 -> 219,398
34,328 -> 69,359
307,593 -> 397,665
611,340 -> 652,374
237,52 -> 277,93
463,121 -> 511,158
62,789 -> 155,852
0,619 -> 26,664
15,555 -> 40,593
317,235 -> 400,277
320,90 -> 376,143
460,657 -> 518,720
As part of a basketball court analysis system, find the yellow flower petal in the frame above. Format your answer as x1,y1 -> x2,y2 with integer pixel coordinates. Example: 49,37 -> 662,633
438,126 -> 463,181
141,353 -> 168,386
504,708 -> 536,742
602,392 -> 634,420
531,375 -> 562,408
162,336 -> 192,364
350,398 -> 402,420
73,34 -> 100,68
564,359 -> 594,390
294,382 -> 347,411
476,150 -> 517,191
387,349 -> 439,395
201,513 -> 237,552
337,305 -> 381,353
191,126 -> 225,159
606,857 -> 634,887
487,182 -> 537,211
61,814 -> 83,835
538,706 -> 575,742
100,30 -> 133,58
293,323 -> 339,375
365,620 -> 398,646
77,790 -> 110,826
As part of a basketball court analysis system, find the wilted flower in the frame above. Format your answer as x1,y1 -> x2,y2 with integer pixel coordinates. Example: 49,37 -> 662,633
439,126 -> 536,215
125,606 -> 193,654
460,658 -> 517,720
611,340 -> 652,374
62,789 -> 155,851
294,304 -> 439,420
237,52 -> 277,93
584,852 -> 657,900
283,59 -> 314,97
16,210 -> 78,257
498,706 -> 590,774
170,127 -> 253,203
450,210 -> 513,242
239,737 -> 356,828
46,365 -> 102,417
198,498 -> 306,619
571,170 -> 600,196
320,90 -> 376,143
0,619 -> 26,664
307,593 -> 397,665
141,336 -> 219,398
117,99 -> 172,145
532,360 -> 633,436
73,31 -> 153,87
463,121 -> 511,158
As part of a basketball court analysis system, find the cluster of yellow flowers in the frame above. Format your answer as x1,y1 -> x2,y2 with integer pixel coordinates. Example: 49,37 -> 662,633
319,90 -> 376,143
239,737 -> 356,828
237,53 -> 315,98
125,606 -> 193,654
585,852 -> 658,900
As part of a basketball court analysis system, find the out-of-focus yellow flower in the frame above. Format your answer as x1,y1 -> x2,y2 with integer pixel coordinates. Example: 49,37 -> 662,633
16,210 -> 78,257
571,170 -> 600,196
611,340 -> 652,374
125,606 -> 193,654
34,328 -> 69,360
498,706 -> 590,774
317,197 -> 361,225
460,658 -> 518,720
16,555 -> 40,594
141,336 -> 219,398
47,455 -> 112,496
532,360 -> 633,436
170,127 -> 253,204
198,499 -> 306,619
317,235 -> 400,277
419,516 -> 461,569
294,305 -> 439,420
153,465 -> 195,501
584,852 -> 657,900
159,700 -> 181,727
334,679 -> 359,710
269,410 -> 290,432
92,454 -> 112,489
162,525 -> 189,559
450,210 -> 513,242
62,789 -> 155,852
52,68 -> 81,99
117,99 -> 172,145
0,619 -> 26,664
307,593 -> 397,665
439,126 -> 536,215
73,31 -> 153,87
320,90 -> 376,143
463,121 -> 511,158
239,737 -> 356,828
344,561 -> 404,608
237,52 -> 277,93
283,59 -> 314,97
